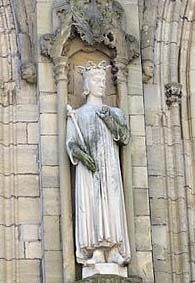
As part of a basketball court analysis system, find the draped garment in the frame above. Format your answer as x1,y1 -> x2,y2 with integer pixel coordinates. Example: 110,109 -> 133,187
66,104 -> 130,264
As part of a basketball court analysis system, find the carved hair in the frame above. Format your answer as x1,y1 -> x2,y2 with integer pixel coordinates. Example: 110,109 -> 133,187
83,78 -> 90,96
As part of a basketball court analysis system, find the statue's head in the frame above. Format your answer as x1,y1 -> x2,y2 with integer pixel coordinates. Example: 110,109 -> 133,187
78,61 -> 110,97
142,60 -> 154,83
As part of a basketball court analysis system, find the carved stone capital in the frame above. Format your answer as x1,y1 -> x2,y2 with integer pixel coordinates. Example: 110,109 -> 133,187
53,57 -> 68,82
76,274 -> 142,283
165,82 -> 182,107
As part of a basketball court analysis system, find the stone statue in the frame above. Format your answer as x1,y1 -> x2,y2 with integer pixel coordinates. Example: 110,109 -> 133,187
66,61 -> 131,270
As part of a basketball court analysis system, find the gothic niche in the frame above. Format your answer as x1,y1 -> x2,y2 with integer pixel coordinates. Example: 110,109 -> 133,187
40,0 -> 140,281
40,0 -> 139,79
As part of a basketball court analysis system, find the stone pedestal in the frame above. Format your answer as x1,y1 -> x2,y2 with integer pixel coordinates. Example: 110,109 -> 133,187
77,274 -> 143,283
83,264 -> 127,279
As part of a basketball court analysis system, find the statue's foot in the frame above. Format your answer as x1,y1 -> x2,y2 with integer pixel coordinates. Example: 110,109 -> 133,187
108,253 -> 126,266
106,247 -> 129,266
91,249 -> 106,264
85,258 -> 96,266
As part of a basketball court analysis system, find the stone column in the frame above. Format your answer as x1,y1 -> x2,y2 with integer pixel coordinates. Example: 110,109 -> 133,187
116,58 -> 138,278
54,56 -> 75,283
165,83 -> 190,283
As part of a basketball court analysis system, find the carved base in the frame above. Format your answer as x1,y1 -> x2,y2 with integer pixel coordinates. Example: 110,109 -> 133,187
83,264 -> 127,278
77,274 -> 143,283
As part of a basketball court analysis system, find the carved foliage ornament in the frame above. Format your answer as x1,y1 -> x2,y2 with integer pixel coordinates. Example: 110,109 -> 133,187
165,82 -> 182,107
40,0 -> 139,62
70,0 -> 113,45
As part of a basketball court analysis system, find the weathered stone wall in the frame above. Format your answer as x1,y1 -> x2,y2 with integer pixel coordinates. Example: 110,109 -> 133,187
0,0 -> 195,283
0,0 -> 41,282
140,0 -> 195,282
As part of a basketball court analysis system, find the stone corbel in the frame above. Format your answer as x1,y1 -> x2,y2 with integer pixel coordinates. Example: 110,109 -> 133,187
40,33 -> 56,59
142,60 -> 154,84
21,63 -> 37,84
77,274 -> 142,283
165,82 -> 182,107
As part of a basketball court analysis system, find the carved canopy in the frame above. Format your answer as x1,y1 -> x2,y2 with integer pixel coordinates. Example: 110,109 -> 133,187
40,0 -> 139,67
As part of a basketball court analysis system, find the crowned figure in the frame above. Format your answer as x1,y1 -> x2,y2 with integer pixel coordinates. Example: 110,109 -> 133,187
66,61 -> 131,272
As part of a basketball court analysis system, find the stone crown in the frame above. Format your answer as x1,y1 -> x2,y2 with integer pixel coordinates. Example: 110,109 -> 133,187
77,61 -> 110,77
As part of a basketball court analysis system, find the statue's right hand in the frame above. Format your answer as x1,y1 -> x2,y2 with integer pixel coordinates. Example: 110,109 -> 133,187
82,152 -> 96,173
71,143 -> 96,173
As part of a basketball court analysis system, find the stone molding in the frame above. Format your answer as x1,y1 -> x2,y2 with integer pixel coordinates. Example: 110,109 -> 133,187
77,274 -> 142,283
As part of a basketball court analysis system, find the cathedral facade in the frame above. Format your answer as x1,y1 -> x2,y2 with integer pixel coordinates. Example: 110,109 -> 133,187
0,0 -> 195,283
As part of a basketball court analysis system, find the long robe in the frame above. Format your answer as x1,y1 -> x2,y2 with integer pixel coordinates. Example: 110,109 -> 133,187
66,104 -> 130,264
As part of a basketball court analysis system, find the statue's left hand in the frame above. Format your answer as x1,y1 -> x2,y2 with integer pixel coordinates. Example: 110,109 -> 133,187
96,106 -> 118,137
96,106 -> 129,145
96,106 -> 111,120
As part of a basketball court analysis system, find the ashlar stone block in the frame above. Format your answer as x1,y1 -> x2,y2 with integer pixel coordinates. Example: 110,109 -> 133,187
40,113 -> 57,135
129,95 -> 144,115
41,136 -> 58,166
18,198 -> 40,224
19,260 -> 41,283
17,105 -> 38,122
135,216 -> 152,251
44,251 -> 63,283
131,137 -> 147,167
137,252 -> 154,283
155,272 -> 172,283
19,225 -> 40,242
37,2 -> 53,35
134,189 -> 150,216
42,166 -> 59,188
130,115 -> 145,136
148,176 -> 167,198
44,216 -> 61,250
152,225 -> 168,261
18,175 -> 39,197
38,63 -> 56,92
28,123 -> 39,144
40,93 -> 57,113
16,123 -> 27,144
132,167 -> 148,188
17,145 -> 38,174
43,188 -> 60,216
83,264 -> 127,279
150,198 -> 167,225
128,63 -> 143,95
25,241 -> 42,259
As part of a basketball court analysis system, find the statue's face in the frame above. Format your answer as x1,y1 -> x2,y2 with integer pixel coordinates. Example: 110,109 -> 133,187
143,61 -> 154,81
87,72 -> 106,97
